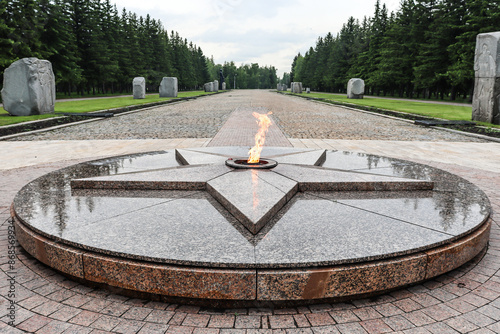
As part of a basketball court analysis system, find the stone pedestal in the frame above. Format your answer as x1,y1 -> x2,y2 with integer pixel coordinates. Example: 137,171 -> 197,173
1,58 -> 55,116
222,82 -> 226,90
472,32 -> 500,124
347,78 -> 364,99
213,80 -> 219,92
133,77 -> 146,99
159,77 -> 178,97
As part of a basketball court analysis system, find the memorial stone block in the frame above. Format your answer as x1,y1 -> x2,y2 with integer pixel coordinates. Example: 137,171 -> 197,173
1,57 -> 55,116
213,80 -> 219,92
159,77 -> 178,97
133,77 -> 146,99
222,82 -> 226,90
347,78 -> 365,99
472,32 -> 500,124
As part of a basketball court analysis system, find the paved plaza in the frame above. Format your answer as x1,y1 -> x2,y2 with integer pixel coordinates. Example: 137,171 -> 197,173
0,90 -> 499,333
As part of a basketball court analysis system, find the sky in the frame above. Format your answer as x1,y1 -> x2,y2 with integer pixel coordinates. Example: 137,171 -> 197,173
111,0 -> 400,78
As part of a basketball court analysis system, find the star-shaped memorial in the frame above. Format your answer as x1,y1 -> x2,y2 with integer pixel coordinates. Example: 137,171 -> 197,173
71,147 -> 434,235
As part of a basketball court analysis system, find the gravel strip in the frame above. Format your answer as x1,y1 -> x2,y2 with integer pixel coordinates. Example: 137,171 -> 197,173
12,90 -> 487,142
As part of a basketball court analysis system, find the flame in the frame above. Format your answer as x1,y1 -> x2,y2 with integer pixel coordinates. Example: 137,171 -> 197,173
248,112 -> 272,163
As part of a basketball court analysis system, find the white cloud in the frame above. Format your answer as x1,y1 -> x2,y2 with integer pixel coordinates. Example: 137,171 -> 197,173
112,0 -> 400,77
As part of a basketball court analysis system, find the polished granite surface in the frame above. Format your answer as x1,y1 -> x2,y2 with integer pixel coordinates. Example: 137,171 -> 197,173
13,147 -> 491,268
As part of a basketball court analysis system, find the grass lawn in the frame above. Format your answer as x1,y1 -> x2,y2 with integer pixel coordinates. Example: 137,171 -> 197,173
300,92 -> 499,129
0,91 -> 213,126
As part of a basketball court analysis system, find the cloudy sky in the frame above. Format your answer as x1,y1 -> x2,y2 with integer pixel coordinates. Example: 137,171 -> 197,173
112,0 -> 400,77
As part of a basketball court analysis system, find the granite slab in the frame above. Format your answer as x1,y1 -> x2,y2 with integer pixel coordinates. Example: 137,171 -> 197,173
71,164 -> 232,190
270,149 -> 326,166
207,169 -> 298,234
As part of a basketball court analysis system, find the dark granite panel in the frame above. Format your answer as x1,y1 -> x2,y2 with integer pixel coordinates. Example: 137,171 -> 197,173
425,219 -> 491,279
59,196 -> 256,267
71,164 -> 231,190
207,169 -> 297,234
257,253 -> 427,300
272,150 -> 326,166
83,253 -> 257,300
255,197 -> 450,267
272,164 -> 433,192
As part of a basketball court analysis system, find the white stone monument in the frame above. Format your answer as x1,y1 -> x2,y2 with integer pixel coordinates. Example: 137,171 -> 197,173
133,77 -> 146,99
291,82 -> 303,94
347,78 -> 365,99
1,58 -> 55,116
159,77 -> 178,97
222,82 -> 226,90
472,32 -> 500,124
213,80 -> 219,92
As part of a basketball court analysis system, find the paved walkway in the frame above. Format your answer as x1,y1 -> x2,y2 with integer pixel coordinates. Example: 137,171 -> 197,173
0,90 -> 499,333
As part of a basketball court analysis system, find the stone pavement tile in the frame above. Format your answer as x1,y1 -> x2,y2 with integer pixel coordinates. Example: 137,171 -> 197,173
445,298 -> 477,313
269,315 -> 296,329
329,310 -> 359,324
234,315 -> 261,329
137,322 -> 170,333
305,313 -> 335,327
68,310 -> 101,327
144,309 -> 175,324
0,322 -> 25,333
63,294 -> 94,308
284,329 -> 313,334
182,314 -> 210,327
311,325 -> 340,333
17,294 -> 48,310
22,277 -> 49,290
31,299 -> 62,316
249,308 -> 273,315
80,298 -> 113,312
16,314 -> 51,332
166,325 -> 195,333
101,302 -> 131,317
444,316 -> 480,333
410,294 -> 441,308
401,328 -> 432,334
352,307 -> 382,321
335,322 -> 369,333
360,318 -> 393,333
90,314 -> 121,331
472,286 -> 500,301
392,299 -> 423,313
144,301 -> 169,310
292,314 -> 310,327
372,303 -> 404,317
32,283 -> 63,296
423,322 -> 460,333
420,304 -> 460,321
122,306 -> 153,321
487,320 -> 500,333
61,323 -> 93,333
111,319 -> 145,333
468,328 -> 497,334
47,305 -> 82,322
441,283 -> 471,297
46,288 -> 77,303
207,314 -> 234,328
461,310 -> 496,327
192,328 -> 219,334
403,310 -> 435,327
169,312 -> 187,326
35,319 -> 72,334
296,307 -> 312,314
457,293 -> 490,307
382,315 -> 415,331
476,304 -> 500,320
246,330 -> 274,334
426,288 -> 457,302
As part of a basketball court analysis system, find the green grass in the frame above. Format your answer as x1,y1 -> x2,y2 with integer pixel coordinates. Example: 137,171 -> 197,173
0,91 -> 213,126
299,92 -> 500,129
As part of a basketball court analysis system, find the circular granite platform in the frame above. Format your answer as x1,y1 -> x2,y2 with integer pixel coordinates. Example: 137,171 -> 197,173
11,147 -> 491,307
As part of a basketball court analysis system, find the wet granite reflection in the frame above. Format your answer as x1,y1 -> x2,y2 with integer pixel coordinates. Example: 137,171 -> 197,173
13,148 -> 491,268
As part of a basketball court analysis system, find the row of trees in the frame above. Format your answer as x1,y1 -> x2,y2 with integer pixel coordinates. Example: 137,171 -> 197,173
289,0 -> 500,100
210,61 -> 278,89
0,0 -> 212,95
